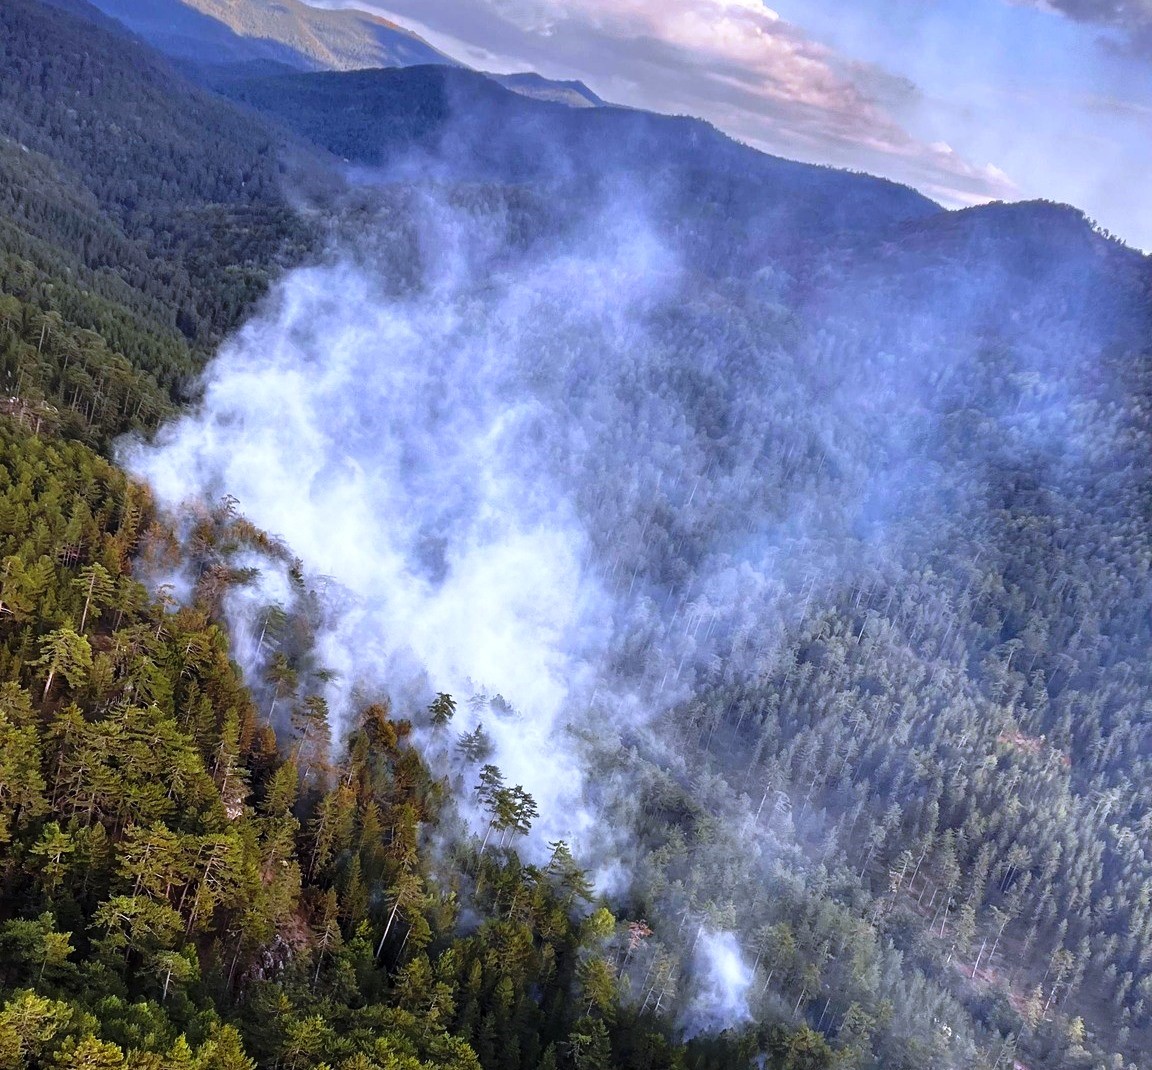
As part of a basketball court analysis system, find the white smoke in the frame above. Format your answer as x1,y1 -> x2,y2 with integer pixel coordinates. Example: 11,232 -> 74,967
686,930 -> 755,1036
122,163 -> 1126,1045
126,198 -> 680,852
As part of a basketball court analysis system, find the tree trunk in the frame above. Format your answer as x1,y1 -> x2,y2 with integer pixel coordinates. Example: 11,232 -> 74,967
376,897 -> 402,959
972,937 -> 988,979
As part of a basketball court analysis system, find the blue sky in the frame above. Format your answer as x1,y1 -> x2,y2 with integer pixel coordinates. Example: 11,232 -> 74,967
773,0 -> 1152,245
319,0 -> 1152,248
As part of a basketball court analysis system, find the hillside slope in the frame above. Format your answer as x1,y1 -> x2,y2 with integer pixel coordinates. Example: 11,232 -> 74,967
0,0 -> 314,443
218,63 -> 942,262
4,1 -> 1152,1068
143,50 -> 1152,1070
87,0 -> 457,70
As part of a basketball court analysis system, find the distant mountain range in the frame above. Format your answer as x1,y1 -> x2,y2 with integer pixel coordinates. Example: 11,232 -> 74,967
485,71 -> 607,110
86,0 -> 609,109
85,0 -> 457,69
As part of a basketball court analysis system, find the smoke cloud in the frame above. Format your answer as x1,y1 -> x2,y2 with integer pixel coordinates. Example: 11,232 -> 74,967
130,203 -> 652,848
124,181 -> 865,1026
686,931 -> 755,1035
123,135 -> 1146,1039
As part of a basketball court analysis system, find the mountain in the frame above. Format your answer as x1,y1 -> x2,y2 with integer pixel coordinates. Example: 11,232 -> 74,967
487,71 -> 607,108
86,0 -> 615,112
2,2 -> 1152,1069
86,0 -> 457,71
0,0 -> 313,440
122,153 -> 1152,1070
157,45 -> 1152,1070
216,63 -> 941,259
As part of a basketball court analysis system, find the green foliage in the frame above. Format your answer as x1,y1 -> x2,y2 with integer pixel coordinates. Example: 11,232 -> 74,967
0,0 -> 314,351
429,693 -> 457,728
0,0 -> 317,455
0,416 -> 833,1070
4,4 -> 1146,1068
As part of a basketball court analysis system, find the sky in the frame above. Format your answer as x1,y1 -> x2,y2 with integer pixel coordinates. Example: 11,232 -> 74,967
313,0 -> 1152,250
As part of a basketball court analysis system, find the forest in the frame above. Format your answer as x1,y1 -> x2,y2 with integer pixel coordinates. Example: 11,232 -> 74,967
1,1 -> 1152,1068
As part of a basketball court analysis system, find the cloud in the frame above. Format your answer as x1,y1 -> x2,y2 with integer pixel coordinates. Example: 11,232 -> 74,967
1033,0 -> 1152,29
1023,0 -> 1152,53
310,0 -> 1017,205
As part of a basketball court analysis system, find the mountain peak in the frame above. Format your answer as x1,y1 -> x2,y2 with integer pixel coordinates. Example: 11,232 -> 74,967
485,71 -> 608,109
87,0 -> 620,111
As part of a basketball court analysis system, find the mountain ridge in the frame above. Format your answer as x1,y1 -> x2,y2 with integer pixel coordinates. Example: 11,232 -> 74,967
86,0 -> 459,71
85,0 -> 618,112
486,71 -> 608,109
215,63 -> 944,255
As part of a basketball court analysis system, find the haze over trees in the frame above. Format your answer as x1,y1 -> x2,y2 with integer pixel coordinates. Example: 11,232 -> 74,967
0,1 -> 1150,1069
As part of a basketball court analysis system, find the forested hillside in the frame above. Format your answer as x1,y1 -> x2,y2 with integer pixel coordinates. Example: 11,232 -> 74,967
127,55 -> 1152,1070
3,1 -> 1152,1068
125,166 -> 1151,1068
86,0 -> 456,72
0,3 -> 829,1068
0,0 -> 312,405
0,425 -> 787,1068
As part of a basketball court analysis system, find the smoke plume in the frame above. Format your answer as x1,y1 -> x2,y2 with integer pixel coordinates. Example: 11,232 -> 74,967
124,144 -> 1146,1041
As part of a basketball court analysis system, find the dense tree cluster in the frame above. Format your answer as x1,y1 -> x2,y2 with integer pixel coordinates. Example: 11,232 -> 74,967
2,1 -> 1152,1067
0,0 -> 314,370
0,420 -> 836,1068
0,293 -> 173,446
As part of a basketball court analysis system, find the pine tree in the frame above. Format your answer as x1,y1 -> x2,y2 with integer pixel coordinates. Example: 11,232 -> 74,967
72,563 -> 114,634
30,627 -> 92,701
429,692 -> 456,728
